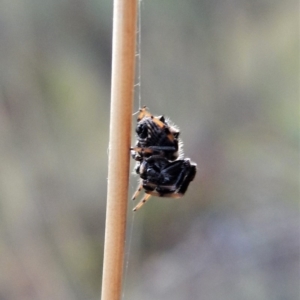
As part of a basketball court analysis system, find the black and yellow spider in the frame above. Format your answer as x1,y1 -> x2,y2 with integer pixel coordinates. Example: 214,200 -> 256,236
131,107 -> 197,211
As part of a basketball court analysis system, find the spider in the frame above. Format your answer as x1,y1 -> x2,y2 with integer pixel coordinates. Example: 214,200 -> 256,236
132,155 -> 197,211
131,107 -> 197,211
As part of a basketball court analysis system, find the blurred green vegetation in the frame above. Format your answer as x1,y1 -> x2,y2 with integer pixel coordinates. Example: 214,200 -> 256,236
0,0 -> 298,299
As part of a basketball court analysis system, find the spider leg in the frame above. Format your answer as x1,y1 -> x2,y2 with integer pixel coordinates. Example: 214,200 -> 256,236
130,146 -> 153,155
132,182 -> 143,201
133,194 -> 151,212
177,163 -> 197,194
130,146 -> 177,155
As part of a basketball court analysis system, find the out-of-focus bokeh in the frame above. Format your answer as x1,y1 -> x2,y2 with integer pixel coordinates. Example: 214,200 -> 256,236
0,0 -> 298,299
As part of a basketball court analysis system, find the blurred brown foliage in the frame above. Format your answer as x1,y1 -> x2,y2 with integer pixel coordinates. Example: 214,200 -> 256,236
0,0 -> 298,299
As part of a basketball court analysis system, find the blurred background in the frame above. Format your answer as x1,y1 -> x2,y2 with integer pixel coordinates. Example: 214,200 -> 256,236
0,0 -> 299,299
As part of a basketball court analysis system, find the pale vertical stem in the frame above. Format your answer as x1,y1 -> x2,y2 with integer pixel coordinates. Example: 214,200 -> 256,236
101,0 -> 137,300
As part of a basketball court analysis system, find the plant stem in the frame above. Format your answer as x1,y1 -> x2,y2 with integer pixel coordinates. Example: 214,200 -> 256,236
101,0 -> 137,299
